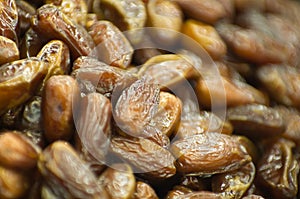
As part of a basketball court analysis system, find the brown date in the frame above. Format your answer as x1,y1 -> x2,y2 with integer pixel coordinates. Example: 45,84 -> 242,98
37,40 -> 71,95
147,0 -> 183,45
0,131 -> 40,170
109,136 -> 176,179
257,138 -> 299,199
75,92 -> 112,163
100,0 -> 146,31
212,162 -> 256,199
37,40 -> 70,76
0,0 -> 18,41
172,0 -> 230,24
88,20 -> 134,69
195,74 -> 267,108
217,22 -> 292,64
0,36 -> 19,66
0,58 -> 48,116
38,141 -> 109,199
150,91 -> 182,137
0,165 -> 31,199
256,64 -> 300,108
98,163 -> 136,199
274,106 -> 300,146
227,104 -> 285,139
113,77 -> 160,138
42,75 -> 79,142
170,133 -> 251,175
166,185 -> 193,199
31,4 -> 96,59
182,19 -> 227,60
72,56 -> 137,97
176,110 -> 233,139
138,54 -> 196,90
46,0 -> 88,27
133,181 -> 158,199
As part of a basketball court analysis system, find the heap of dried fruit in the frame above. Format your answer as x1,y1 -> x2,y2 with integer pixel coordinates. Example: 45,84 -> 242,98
1,0 -> 300,198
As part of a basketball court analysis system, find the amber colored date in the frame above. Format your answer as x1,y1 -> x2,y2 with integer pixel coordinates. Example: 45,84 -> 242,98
75,92 -> 112,163
31,4 -> 96,59
113,77 -> 160,138
0,58 -> 48,116
147,0 -> 183,45
42,75 -> 79,142
133,181 -> 158,199
212,162 -> 256,198
257,138 -> 299,199
0,0 -> 18,41
72,56 -> 137,97
38,141 -> 109,198
227,104 -> 285,138
138,54 -> 196,90
0,36 -> 19,65
170,133 -> 251,175
109,136 -> 176,179
88,20 -> 134,69
98,163 -> 136,199
46,0 -> 88,26
0,165 -> 31,199
0,131 -> 40,170
256,64 -> 300,108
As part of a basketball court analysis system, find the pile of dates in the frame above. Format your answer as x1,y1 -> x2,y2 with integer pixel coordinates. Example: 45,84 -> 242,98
1,0 -> 300,198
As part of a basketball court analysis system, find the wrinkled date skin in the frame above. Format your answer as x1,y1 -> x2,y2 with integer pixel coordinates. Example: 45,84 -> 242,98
42,75 -> 79,142
46,0 -> 88,27
0,0 -> 18,41
100,0 -> 146,31
109,136 -> 176,179
37,40 -> 70,77
38,141 -> 109,199
133,181 -> 159,199
72,56 -> 137,97
150,91 -> 182,138
31,4 -> 96,59
257,138 -> 299,199
0,131 -> 40,170
256,64 -> 300,108
170,133 -> 251,175
227,104 -> 285,139
75,92 -> 112,163
98,163 -> 136,199
138,54 -> 196,90
212,162 -> 256,199
113,77 -> 160,138
0,35 -> 19,65
88,20 -> 134,69
0,58 -> 48,116
176,110 -> 233,139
